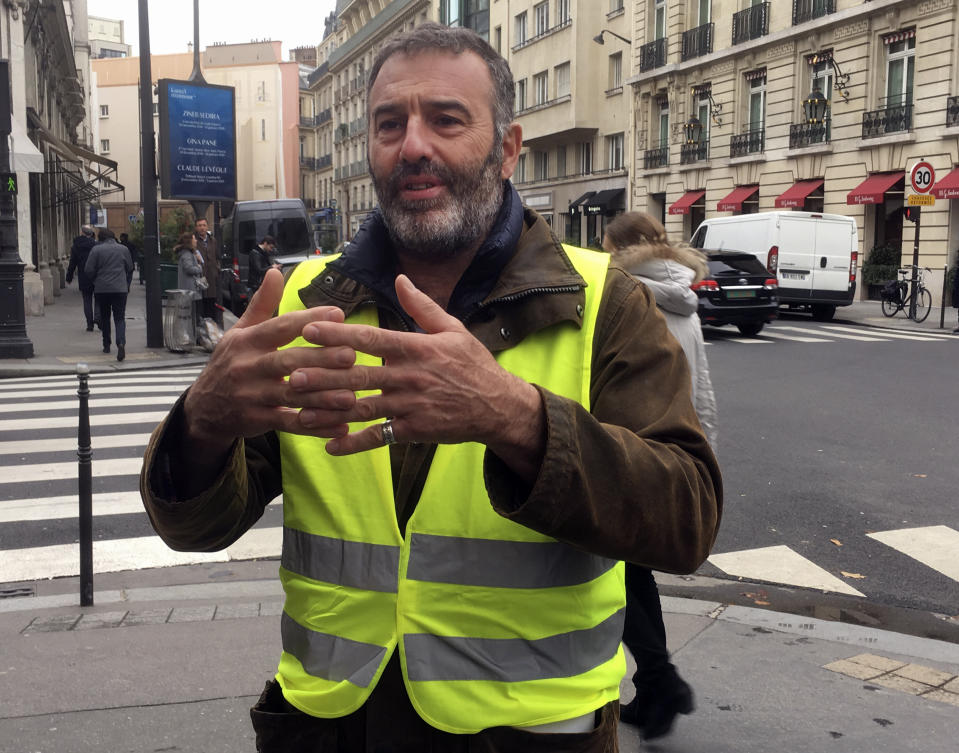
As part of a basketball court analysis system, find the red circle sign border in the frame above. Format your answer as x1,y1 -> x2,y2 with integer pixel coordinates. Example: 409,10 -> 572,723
910,161 -> 935,194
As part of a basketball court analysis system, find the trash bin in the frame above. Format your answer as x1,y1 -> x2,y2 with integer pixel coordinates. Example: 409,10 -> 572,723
163,290 -> 196,352
159,263 -> 178,298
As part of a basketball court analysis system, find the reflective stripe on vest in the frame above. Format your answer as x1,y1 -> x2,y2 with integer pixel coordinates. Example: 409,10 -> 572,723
274,246 -> 625,732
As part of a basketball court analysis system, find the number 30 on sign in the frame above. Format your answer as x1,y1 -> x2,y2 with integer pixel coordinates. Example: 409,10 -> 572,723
909,161 -> 935,194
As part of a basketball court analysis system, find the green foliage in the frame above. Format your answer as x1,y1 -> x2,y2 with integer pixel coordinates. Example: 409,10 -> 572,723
861,242 -> 901,285
125,208 -> 194,264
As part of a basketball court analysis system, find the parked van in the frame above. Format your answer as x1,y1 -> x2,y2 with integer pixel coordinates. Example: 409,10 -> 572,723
690,211 -> 858,321
219,199 -> 317,315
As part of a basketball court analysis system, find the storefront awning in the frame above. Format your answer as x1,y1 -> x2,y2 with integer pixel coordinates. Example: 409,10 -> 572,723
568,191 -> 595,211
668,190 -> 706,215
846,172 -> 902,205
582,188 -> 625,215
774,179 -> 824,208
717,185 -> 759,212
931,168 -> 959,200
10,115 -> 45,173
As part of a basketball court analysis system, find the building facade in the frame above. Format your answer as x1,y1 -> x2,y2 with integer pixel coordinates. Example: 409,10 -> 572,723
627,0 -> 959,303
88,15 -> 131,58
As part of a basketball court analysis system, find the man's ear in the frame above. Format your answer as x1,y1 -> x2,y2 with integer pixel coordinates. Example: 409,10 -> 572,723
499,122 -> 523,180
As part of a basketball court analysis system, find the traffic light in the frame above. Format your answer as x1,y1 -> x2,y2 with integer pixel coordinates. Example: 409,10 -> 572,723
904,206 -> 921,223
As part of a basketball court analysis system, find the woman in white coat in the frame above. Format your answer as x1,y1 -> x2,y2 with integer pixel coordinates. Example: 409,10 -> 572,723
603,212 -> 718,740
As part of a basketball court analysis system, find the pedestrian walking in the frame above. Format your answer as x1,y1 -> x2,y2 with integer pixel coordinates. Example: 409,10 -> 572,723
247,235 -> 280,295
603,211 -> 719,741
84,227 -> 133,361
65,225 -> 98,331
175,232 -> 206,338
141,24 -> 721,752
193,217 -> 222,328
120,232 -> 143,285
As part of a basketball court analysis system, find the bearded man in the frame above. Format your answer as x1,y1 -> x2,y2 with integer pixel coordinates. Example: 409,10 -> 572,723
140,23 -> 721,753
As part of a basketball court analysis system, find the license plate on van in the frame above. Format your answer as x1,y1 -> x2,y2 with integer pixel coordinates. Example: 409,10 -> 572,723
781,272 -> 806,280
725,289 -> 756,299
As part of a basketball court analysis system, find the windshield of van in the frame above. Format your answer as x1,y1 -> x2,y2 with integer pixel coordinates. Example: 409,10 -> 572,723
237,212 -> 312,256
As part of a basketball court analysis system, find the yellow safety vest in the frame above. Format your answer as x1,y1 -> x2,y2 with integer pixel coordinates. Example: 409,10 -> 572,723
274,246 -> 625,733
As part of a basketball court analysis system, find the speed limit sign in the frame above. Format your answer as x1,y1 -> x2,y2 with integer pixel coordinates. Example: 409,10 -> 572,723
910,160 -> 935,194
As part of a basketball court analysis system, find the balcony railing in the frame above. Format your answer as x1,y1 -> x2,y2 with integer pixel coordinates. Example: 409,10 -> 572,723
682,23 -> 713,61
730,126 -> 765,157
793,0 -> 835,26
947,95 -> 959,127
316,154 -> 333,169
640,38 -> 667,72
511,18 -> 572,52
680,140 -> 708,165
644,145 -> 669,169
788,121 -> 830,149
862,102 -> 912,138
300,116 -> 316,128
316,108 -> 332,126
733,3 -> 769,45
299,156 -> 317,169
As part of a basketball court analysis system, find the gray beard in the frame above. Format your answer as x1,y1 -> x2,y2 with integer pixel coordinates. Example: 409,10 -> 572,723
371,146 -> 504,260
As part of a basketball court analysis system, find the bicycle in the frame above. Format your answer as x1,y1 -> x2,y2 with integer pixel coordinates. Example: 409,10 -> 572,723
880,265 -> 932,323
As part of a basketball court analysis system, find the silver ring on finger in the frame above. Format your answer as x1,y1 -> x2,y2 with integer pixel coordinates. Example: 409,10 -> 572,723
381,418 -> 397,446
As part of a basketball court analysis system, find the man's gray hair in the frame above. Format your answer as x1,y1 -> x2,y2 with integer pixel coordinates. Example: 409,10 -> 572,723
366,23 -> 515,142
81,225 -> 94,236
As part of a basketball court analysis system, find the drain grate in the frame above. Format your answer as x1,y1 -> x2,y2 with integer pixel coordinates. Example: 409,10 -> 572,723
0,587 -> 34,599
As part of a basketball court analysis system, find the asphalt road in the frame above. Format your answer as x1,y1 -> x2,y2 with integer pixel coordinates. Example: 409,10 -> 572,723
699,314 -> 958,620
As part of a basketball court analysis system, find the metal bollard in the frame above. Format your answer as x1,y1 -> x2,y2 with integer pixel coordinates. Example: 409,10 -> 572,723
77,363 -> 93,606
940,266 -> 947,330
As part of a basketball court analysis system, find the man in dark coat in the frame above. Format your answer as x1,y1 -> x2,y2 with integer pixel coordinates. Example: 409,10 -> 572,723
194,217 -> 222,327
65,225 -> 98,331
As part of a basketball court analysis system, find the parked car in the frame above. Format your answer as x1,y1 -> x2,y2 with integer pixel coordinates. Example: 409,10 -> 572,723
219,199 -> 317,315
690,211 -> 858,321
693,250 -> 780,336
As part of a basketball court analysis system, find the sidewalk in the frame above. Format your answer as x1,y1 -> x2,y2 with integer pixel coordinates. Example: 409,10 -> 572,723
1,560 -> 957,752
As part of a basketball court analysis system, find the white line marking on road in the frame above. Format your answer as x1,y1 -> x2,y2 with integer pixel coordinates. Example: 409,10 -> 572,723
727,338 -> 773,344
866,526 -> 959,582
708,544 -> 866,596
774,325 -> 884,342
859,326 -> 957,340
759,330 -> 832,343
822,325 -> 941,342
0,411 -> 169,432
1,456 -> 143,484
0,527 -> 282,582
0,491 -> 145,523
0,433 -> 152,456
0,395 -> 183,415
0,369 -> 202,389
1,384 -> 192,400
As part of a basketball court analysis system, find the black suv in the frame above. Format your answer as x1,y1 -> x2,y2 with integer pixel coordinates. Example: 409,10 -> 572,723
693,250 -> 779,336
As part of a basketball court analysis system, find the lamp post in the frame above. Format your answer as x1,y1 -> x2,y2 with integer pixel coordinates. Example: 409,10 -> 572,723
138,0 -> 162,348
683,116 -> 704,144
803,88 -> 829,123
592,30 -> 631,46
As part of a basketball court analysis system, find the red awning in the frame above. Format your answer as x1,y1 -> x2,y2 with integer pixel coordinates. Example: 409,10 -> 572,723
717,185 -> 759,212
774,179 -> 824,208
931,168 -> 959,200
668,190 -> 706,215
846,172 -> 902,205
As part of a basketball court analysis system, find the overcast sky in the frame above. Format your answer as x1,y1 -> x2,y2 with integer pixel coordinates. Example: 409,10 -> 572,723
87,0 -> 336,59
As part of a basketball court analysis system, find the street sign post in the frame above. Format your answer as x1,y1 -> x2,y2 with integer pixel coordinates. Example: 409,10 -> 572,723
904,159 -> 936,320
909,160 -> 935,194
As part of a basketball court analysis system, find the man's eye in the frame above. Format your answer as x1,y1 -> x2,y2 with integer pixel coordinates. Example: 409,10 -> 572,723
436,116 -> 460,127
377,120 -> 401,132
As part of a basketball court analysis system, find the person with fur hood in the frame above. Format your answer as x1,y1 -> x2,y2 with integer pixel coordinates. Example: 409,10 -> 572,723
602,211 -> 719,740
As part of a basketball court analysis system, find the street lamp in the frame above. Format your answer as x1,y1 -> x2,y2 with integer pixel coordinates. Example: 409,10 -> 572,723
803,88 -> 829,123
683,116 -> 704,144
593,30 -> 631,46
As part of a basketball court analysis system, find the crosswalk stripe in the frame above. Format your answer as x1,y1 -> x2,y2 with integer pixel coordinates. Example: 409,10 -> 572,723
0,395 -> 183,415
708,545 -> 866,596
867,526 -> 959,582
0,527 -> 282,582
759,330 -> 831,343
0,369 -> 202,389
0,433 -> 152,456
0,491 -> 145,523
0,383 -> 193,400
860,325 -> 957,340
2,456 -> 143,484
727,338 -> 773,344
773,325 -> 884,342
0,410 -> 169,432
821,325 -> 941,342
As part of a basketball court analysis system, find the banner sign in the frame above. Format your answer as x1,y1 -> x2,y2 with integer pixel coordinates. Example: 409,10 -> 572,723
158,79 -> 237,201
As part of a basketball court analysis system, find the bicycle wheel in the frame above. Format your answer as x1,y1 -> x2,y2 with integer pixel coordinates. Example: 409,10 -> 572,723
913,287 -> 932,323
880,295 -> 899,317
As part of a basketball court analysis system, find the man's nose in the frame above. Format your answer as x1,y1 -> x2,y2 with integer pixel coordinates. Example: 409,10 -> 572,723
398,117 -> 434,164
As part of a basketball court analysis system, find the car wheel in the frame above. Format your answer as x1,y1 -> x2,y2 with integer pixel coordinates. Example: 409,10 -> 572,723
736,322 -> 764,336
811,304 -> 836,321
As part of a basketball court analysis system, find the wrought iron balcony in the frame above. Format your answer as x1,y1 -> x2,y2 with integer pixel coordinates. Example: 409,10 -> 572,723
947,95 -> 959,127
733,3 -> 769,45
862,102 -> 912,138
316,154 -> 333,169
793,0 -> 835,26
682,23 -> 713,61
316,108 -> 332,126
299,156 -> 317,169
299,116 -> 316,128
680,140 -> 708,165
788,121 -> 830,149
643,145 -> 669,170
640,38 -> 667,72
730,126 -> 764,157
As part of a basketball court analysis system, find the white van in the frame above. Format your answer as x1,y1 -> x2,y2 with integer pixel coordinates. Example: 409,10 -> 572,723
690,211 -> 858,321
